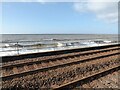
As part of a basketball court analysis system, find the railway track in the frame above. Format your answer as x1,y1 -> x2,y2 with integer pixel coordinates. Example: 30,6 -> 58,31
2,55 -> 119,89
2,46 -> 120,80
54,65 -> 120,89
1,44 -> 120,89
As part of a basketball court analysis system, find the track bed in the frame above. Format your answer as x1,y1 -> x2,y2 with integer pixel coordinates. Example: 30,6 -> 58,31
1,44 -> 120,89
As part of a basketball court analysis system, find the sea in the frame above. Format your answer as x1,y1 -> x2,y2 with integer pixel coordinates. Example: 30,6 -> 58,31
0,34 -> 118,56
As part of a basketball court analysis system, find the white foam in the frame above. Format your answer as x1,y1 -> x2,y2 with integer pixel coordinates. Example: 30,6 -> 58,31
103,40 -> 111,43
57,42 -> 64,47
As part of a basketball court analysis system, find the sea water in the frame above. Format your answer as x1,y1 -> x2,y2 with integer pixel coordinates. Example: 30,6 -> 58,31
0,34 -> 118,56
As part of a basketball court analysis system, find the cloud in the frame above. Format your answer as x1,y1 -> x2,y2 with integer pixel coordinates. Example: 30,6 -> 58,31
73,0 -> 119,23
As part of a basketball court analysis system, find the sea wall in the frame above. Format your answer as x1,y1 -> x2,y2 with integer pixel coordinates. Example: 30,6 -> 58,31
2,43 -> 119,63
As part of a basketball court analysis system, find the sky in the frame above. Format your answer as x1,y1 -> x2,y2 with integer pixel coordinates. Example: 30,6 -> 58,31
1,0 -> 118,34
